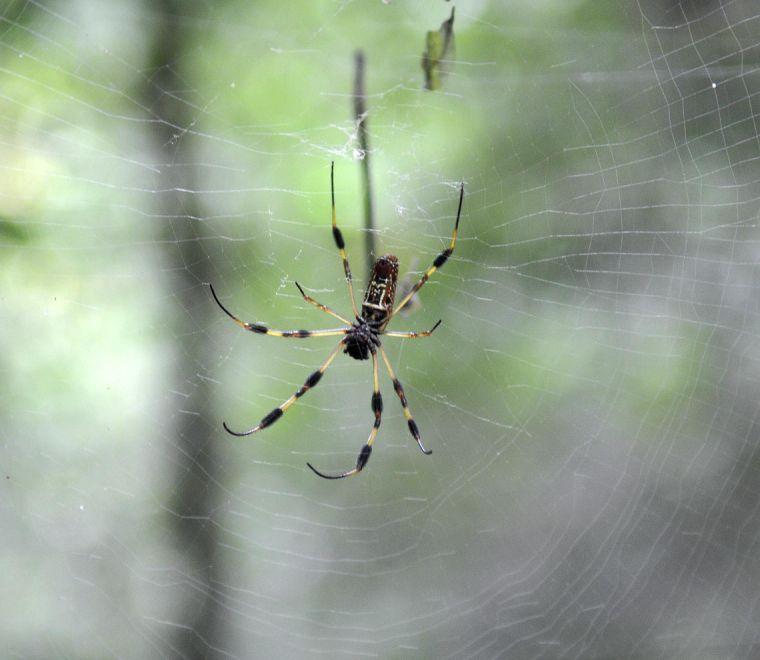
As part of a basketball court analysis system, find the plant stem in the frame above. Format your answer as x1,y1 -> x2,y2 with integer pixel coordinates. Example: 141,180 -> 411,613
353,50 -> 376,278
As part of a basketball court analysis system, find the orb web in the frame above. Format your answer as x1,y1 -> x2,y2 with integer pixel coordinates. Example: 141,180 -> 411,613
2,1 -> 759,658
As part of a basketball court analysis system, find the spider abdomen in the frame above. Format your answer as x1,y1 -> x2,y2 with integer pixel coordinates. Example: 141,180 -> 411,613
361,254 -> 398,330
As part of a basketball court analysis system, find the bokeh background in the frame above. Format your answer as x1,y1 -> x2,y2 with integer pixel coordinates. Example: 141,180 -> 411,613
2,1 -> 760,658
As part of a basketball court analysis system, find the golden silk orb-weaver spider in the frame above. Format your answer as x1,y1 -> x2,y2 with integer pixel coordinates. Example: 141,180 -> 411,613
209,162 -> 464,479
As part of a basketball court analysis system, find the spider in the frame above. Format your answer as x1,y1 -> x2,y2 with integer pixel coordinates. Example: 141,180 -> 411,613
209,162 -> 463,479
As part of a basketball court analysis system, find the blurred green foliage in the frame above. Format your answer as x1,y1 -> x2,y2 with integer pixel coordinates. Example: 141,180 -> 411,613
1,1 -> 756,658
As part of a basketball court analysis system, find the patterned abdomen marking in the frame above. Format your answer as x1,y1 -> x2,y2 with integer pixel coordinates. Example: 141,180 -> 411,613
362,255 -> 398,329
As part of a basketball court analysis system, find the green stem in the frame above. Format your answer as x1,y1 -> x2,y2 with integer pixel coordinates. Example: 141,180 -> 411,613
353,50 -> 376,279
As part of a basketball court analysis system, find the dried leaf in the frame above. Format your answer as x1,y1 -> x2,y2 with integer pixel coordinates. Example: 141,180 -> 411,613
422,7 -> 456,91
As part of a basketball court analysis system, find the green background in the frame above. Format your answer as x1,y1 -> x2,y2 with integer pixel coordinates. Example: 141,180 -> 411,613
2,1 -> 759,657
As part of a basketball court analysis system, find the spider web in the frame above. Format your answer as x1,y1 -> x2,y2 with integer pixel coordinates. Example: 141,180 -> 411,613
3,0 -> 760,658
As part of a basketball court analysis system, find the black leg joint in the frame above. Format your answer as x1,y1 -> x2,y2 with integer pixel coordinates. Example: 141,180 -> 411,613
393,379 -> 408,406
260,407 -> 283,429
433,248 -> 453,269
248,323 -> 267,334
407,418 -> 420,440
305,370 -> 323,388
371,392 -> 383,414
356,444 -> 372,471
284,329 -> 311,338
332,226 -> 345,250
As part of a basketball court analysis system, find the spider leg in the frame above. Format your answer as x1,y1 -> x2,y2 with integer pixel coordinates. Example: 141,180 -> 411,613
223,339 -> 345,436
307,349 -> 381,479
294,281 -> 352,325
379,346 -> 432,455
384,320 -> 442,339
392,183 -> 464,316
330,162 -> 360,318
209,283 -> 349,338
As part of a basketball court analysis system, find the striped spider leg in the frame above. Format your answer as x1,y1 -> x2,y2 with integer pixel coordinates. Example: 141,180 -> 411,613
307,348 -> 382,480
391,182 -> 464,316
208,283 -> 349,436
209,283 -> 348,340
224,339 -> 347,437
330,161 -> 360,319
209,164 -> 464,479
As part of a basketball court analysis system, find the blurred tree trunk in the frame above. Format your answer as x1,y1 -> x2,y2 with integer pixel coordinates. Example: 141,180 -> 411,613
145,2 -> 224,657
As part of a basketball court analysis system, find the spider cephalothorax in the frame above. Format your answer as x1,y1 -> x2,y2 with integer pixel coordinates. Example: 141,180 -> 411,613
343,317 -> 381,361
209,162 -> 463,480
